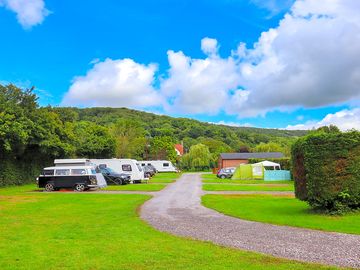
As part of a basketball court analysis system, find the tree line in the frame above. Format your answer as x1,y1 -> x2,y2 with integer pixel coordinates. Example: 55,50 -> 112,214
0,84 -> 306,185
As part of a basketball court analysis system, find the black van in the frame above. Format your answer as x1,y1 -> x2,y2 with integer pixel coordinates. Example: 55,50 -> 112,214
37,166 -> 106,192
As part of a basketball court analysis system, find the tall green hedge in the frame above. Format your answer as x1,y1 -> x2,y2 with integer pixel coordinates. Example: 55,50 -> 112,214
291,131 -> 360,213
0,154 -> 51,187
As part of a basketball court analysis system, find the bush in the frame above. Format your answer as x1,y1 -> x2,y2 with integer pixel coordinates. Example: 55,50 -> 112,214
291,131 -> 360,213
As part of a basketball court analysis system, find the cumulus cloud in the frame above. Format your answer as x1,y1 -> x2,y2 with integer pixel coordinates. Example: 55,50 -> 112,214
160,43 -> 240,114
286,108 -> 360,131
62,58 -> 163,109
231,0 -> 360,117
0,0 -> 50,28
210,121 -> 253,127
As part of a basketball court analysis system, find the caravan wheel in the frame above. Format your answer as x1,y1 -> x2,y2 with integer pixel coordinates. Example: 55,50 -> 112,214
74,184 -> 85,192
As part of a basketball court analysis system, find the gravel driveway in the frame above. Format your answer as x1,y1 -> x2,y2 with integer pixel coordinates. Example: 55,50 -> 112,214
140,173 -> 360,268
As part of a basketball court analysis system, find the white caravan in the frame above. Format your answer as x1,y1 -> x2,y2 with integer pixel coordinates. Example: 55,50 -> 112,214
139,160 -> 178,173
90,159 -> 145,182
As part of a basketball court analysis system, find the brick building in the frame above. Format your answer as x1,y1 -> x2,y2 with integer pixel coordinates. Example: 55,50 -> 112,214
218,152 -> 284,169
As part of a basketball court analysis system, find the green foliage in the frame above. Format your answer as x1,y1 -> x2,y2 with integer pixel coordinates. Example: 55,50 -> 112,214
292,130 -> 360,213
181,143 -> 211,170
110,119 -> 147,159
73,121 -> 116,158
150,136 -> 177,163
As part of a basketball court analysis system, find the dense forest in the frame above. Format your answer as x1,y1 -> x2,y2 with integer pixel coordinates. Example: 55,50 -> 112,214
0,84 -> 307,185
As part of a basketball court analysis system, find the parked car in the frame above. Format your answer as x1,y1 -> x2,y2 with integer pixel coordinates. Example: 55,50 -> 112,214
217,167 -> 236,179
91,159 -> 145,183
37,165 -> 107,192
100,166 -> 131,185
143,165 -> 156,178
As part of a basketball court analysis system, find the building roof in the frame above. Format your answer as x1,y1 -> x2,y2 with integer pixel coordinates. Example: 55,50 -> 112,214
219,152 -> 284,160
174,144 -> 184,156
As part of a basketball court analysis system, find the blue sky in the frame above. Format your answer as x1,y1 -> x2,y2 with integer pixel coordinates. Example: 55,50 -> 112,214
0,0 -> 359,130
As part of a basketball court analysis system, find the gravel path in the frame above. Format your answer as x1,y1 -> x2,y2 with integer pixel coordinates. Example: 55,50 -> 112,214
140,173 -> 360,268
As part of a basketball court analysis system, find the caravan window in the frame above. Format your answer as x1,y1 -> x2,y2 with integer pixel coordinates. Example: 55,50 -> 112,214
55,169 -> 70,176
163,163 -> 169,167
71,169 -> 87,175
42,169 -> 54,176
141,163 -> 146,166
122,164 -> 132,171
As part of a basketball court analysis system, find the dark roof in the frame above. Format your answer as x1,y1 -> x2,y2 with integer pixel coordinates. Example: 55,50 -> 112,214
220,152 -> 284,160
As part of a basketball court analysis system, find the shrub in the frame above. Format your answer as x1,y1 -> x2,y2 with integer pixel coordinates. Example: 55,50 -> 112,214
291,131 -> 360,213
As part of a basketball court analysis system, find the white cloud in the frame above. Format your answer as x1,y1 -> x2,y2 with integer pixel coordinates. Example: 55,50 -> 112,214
251,0 -> 294,15
201,37 -> 219,56
286,108 -> 360,131
0,0 -> 50,28
62,58 -> 164,109
230,0 -> 360,117
160,40 -> 240,114
211,121 -> 253,127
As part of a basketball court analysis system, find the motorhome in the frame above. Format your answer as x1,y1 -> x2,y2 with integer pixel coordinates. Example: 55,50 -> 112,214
37,165 -> 107,192
90,159 -> 145,183
139,160 -> 178,173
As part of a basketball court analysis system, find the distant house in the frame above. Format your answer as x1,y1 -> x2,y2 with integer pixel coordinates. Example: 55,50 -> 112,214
174,144 -> 184,156
218,152 -> 284,169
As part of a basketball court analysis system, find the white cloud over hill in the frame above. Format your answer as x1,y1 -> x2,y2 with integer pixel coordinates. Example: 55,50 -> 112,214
286,108 -> 360,131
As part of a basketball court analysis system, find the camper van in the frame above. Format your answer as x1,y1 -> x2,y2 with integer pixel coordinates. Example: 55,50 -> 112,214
139,160 -> 178,173
37,165 -> 107,192
91,159 -> 145,183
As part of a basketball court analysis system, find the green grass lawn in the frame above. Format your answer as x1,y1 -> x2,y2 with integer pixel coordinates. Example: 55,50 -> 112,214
202,194 -> 360,235
203,184 -> 294,191
149,172 -> 181,183
0,185 -> 340,270
104,183 -> 167,191
202,173 -> 292,184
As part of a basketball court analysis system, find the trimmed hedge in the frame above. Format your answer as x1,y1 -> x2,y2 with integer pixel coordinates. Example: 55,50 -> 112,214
291,131 -> 360,213
248,158 -> 291,170
0,155 -> 51,187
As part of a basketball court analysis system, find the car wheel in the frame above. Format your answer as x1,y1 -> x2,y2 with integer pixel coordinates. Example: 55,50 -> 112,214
44,182 -> 55,192
74,183 -> 85,192
220,175 -> 226,179
117,178 -> 123,185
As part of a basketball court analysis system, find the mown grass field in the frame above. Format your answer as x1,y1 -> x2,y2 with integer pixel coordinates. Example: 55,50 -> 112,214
149,172 -> 181,183
203,184 -> 294,192
202,194 -> 360,235
0,185 -> 339,270
104,183 -> 167,191
202,173 -> 293,185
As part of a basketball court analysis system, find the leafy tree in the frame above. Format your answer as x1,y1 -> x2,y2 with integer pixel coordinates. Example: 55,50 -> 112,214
181,143 -> 211,170
253,142 -> 284,153
73,121 -> 115,158
110,119 -> 147,159
150,136 -> 177,163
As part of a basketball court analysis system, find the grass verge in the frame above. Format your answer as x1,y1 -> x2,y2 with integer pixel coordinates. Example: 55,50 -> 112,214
104,184 -> 167,191
203,184 -> 294,192
149,172 -> 181,183
202,173 -> 292,184
202,194 -> 360,235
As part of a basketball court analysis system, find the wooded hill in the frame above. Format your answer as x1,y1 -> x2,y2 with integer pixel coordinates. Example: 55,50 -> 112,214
60,107 -> 306,153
